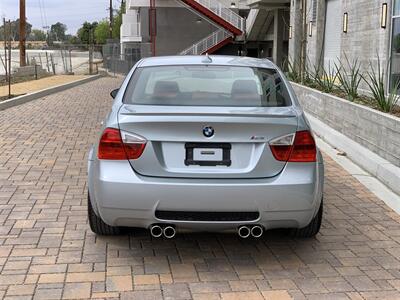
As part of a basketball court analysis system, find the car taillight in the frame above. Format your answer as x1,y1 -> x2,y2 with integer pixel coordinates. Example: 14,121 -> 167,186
269,133 -> 295,162
269,130 -> 316,162
98,128 -> 147,160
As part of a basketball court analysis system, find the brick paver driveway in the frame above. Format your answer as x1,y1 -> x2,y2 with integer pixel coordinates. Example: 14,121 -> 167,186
1,77 -> 400,300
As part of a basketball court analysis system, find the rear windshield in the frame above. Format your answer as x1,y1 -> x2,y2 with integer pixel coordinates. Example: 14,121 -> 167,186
123,65 -> 292,107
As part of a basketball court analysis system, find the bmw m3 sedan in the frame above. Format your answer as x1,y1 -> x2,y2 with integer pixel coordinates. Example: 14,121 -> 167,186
87,55 -> 324,239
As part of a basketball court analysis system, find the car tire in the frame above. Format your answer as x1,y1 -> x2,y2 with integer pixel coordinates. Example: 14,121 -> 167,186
88,194 -> 120,235
290,199 -> 323,238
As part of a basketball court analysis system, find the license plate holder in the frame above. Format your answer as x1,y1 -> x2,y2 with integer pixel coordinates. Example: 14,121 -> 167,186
185,143 -> 231,166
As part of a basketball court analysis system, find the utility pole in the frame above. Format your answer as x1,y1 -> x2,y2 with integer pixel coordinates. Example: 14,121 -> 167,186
3,18 -> 8,79
109,0 -> 113,39
19,0 -> 27,66
8,20 -> 12,98
149,0 -> 156,56
89,29 -> 94,75
300,0 -> 307,83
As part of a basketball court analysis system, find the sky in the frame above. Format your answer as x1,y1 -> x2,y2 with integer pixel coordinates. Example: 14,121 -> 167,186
0,0 -> 113,35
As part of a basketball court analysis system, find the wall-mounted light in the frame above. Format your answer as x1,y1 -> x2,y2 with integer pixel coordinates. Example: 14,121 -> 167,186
289,25 -> 293,39
343,12 -> 348,33
381,3 -> 388,29
308,21 -> 313,37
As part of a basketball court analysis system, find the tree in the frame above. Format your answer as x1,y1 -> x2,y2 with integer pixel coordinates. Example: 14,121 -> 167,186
49,22 -> 67,42
77,21 -> 98,44
94,20 -> 109,44
112,1 -> 126,39
68,35 -> 80,44
29,29 -> 46,41
0,19 -> 32,41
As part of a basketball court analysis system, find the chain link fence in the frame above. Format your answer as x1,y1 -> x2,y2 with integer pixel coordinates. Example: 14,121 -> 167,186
25,45 -> 103,76
0,44 -> 102,80
103,42 -> 151,75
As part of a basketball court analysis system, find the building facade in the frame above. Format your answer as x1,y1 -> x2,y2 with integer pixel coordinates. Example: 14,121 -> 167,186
120,0 -> 290,67
120,0 -> 400,93
289,0 -> 396,91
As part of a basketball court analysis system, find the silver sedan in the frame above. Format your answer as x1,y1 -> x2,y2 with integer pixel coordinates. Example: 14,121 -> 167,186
88,55 -> 324,239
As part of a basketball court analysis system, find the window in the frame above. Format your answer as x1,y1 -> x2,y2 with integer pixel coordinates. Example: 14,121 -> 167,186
312,0 -> 317,23
395,0 -> 400,16
123,65 -> 292,107
391,1 -> 400,92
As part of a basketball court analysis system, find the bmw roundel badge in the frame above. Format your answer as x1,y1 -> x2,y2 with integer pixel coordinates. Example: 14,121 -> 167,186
203,126 -> 214,138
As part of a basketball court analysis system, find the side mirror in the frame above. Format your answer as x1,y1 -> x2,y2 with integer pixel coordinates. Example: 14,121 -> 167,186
110,89 -> 119,99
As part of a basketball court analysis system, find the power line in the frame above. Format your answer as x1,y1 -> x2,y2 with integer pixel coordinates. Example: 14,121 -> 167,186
41,0 -> 48,29
38,0 -> 44,29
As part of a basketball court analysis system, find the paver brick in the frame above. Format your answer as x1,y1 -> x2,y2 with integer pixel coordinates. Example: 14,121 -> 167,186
1,77 -> 400,299
62,282 -> 91,299
38,273 -> 65,283
220,291 -> 264,300
261,290 -> 293,300
106,275 -> 133,292
134,274 -> 160,285
6,284 -> 35,296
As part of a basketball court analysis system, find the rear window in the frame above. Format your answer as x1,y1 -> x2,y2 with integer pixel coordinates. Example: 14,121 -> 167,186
123,65 -> 292,107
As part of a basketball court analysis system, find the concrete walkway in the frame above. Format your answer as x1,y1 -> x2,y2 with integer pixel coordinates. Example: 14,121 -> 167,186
0,75 -> 88,98
0,78 -> 400,299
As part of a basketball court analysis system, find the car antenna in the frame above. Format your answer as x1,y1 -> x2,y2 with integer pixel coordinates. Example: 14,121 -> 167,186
202,53 -> 212,63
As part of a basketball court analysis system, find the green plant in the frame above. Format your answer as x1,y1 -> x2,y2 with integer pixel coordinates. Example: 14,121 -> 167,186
335,54 -> 362,101
387,82 -> 400,112
363,56 -> 400,113
286,58 -> 301,82
303,58 -> 316,87
313,63 -> 339,93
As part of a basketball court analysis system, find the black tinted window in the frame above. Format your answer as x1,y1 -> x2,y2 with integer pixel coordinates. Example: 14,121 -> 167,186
124,65 -> 292,107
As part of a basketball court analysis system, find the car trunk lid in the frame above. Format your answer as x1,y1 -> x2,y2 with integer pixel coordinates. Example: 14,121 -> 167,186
118,105 -> 298,179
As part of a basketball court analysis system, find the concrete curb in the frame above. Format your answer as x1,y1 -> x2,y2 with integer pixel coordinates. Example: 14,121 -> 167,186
306,112 -> 400,196
0,74 -> 102,111
315,136 -> 400,215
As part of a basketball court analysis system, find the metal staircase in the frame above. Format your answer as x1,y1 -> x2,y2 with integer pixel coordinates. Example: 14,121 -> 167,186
180,29 -> 233,55
178,0 -> 244,55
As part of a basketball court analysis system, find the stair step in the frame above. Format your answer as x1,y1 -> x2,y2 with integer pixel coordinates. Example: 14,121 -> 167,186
202,36 -> 233,54
180,0 -> 243,36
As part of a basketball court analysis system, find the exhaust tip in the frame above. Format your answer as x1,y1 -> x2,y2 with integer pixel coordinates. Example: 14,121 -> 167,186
251,225 -> 264,238
150,225 -> 163,238
238,226 -> 251,238
163,226 -> 176,239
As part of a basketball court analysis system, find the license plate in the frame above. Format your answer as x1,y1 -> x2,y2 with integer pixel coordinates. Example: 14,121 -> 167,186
185,143 -> 231,166
193,148 -> 223,161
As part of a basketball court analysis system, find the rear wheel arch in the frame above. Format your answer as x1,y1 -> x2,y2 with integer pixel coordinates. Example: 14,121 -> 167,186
290,198 -> 323,238
88,193 -> 120,235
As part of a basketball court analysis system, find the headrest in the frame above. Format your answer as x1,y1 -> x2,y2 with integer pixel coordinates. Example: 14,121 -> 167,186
231,80 -> 259,95
153,81 -> 180,97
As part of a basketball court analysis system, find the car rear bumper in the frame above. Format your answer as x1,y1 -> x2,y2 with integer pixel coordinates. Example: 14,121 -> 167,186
88,150 -> 324,231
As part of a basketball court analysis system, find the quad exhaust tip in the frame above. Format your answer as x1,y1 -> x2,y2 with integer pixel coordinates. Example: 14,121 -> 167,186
163,225 -> 176,239
251,225 -> 264,238
150,224 -> 176,238
238,225 -> 264,238
150,225 -> 163,238
238,226 -> 251,238
151,224 -> 262,239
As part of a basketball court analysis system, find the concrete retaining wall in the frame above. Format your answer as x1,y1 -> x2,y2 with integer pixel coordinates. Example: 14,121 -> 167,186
292,82 -> 400,167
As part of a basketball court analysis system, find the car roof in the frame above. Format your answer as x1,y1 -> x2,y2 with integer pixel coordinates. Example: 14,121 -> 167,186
138,55 -> 277,69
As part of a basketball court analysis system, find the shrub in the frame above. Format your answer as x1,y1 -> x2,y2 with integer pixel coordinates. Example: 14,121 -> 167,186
286,58 -> 301,83
335,54 -> 362,101
363,56 -> 400,113
313,63 -> 338,93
